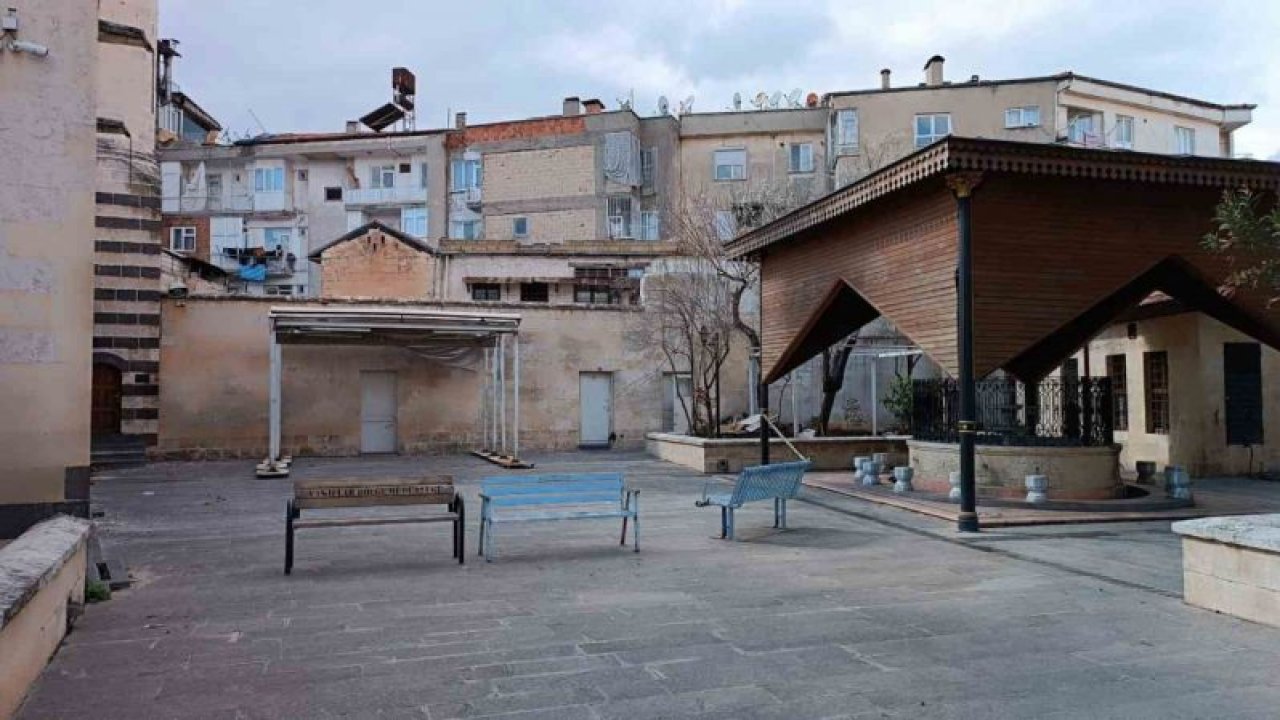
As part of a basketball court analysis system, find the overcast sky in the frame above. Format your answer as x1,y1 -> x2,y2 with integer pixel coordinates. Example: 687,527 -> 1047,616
162,0 -> 1279,159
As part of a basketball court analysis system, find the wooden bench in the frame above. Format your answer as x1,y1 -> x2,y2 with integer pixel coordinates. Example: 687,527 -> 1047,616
695,460 -> 812,540
285,476 -> 464,574
478,473 -> 638,562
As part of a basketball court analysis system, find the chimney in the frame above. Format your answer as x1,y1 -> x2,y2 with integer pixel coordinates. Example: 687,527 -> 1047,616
582,98 -> 605,114
455,111 -> 467,129
562,96 -> 582,116
880,68 -> 891,90
345,120 -> 361,134
924,55 -> 945,86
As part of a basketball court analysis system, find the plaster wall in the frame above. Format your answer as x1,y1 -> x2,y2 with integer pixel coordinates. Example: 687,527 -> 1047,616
0,0 -> 97,506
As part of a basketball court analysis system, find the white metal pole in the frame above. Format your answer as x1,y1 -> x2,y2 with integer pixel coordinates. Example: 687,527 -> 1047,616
499,335 -> 507,454
871,356 -> 879,436
268,328 -> 281,462
513,333 -> 520,458
790,371 -> 798,436
482,347 -> 490,450
492,338 -> 500,450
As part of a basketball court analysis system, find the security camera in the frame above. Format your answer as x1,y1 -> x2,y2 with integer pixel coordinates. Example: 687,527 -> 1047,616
168,281 -> 189,299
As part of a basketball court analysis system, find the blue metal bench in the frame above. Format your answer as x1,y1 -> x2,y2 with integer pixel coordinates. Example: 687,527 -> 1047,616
696,460 -> 812,540
478,473 -> 639,562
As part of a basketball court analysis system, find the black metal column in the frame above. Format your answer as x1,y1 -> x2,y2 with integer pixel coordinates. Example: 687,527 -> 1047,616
953,177 -> 980,533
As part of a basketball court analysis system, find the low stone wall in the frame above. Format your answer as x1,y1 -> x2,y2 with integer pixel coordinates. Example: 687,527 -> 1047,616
907,440 -> 1122,500
646,433 -> 909,474
1173,515 -> 1280,628
0,515 -> 92,720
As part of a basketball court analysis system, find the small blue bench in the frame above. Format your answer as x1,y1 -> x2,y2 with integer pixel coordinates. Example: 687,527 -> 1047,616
478,473 -> 639,562
696,460 -> 812,540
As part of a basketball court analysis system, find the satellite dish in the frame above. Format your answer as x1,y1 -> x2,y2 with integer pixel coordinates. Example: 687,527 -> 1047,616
768,91 -> 782,109
787,88 -> 803,107
657,96 -> 669,115
752,92 -> 768,110
678,95 -> 695,115
732,92 -> 742,110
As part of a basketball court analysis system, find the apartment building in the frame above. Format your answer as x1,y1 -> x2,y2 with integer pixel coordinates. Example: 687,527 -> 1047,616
827,56 -> 1254,187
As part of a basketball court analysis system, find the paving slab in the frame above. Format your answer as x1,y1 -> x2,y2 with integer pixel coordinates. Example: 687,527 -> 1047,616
15,452 -> 1280,719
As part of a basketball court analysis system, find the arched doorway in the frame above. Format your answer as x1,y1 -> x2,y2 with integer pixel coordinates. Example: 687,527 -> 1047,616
91,363 -> 123,436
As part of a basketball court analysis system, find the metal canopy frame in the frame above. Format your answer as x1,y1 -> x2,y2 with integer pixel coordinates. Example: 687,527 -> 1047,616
262,306 -> 522,475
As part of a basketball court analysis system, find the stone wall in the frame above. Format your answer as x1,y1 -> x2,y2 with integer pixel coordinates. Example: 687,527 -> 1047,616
647,433 -> 908,474
908,440 -> 1122,500
317,228 -> 436,300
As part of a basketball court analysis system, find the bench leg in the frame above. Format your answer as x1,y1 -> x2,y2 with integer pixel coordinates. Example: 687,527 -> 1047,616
456,498 -> 465,566
284,500 -> 295,575
621,517 -> 628,546
484,520 -> 494,563
727,508 -> 736,541
633,511 -> 640,553
720,507 -> 727,539
779,498 -> 788,529
773,498 -> 780,528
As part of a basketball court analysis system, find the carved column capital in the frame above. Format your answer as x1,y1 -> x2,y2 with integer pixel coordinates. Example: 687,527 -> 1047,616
945,172 -> 985,199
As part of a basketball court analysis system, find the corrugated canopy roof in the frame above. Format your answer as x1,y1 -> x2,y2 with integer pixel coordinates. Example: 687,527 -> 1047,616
269,306 -> 520,347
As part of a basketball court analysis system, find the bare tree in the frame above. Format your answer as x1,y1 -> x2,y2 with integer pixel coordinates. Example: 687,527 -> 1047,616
817,332 -> 860,435
834,131 -> 914,189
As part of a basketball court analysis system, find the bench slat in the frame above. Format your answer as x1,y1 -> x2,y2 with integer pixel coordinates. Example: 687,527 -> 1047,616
294,515 -> 458,530
488,509 -> 631,522
486,493 -> 624,508
481,473 -> 621,485
482,482 -> 622,497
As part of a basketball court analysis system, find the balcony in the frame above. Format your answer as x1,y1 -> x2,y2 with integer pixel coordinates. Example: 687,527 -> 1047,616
345,185 -> 429,207
214,247 -> 297,278
163,194 -> 260,213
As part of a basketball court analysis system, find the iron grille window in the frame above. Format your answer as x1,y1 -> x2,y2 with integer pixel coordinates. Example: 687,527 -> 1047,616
574,285 -> 615,304
1144,351 -> 1170,434
1106,354 -> 1129,432
607,196 -> 634,238
520,282 -> 548,303
470,283 -> 501,302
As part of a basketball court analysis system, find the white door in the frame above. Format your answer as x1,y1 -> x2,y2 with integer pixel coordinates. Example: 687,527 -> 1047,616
579,372 -> 613,447
360,371 -> 398,453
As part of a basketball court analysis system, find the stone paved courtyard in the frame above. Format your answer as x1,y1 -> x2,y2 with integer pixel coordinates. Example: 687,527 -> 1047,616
17,452 -> 1280,719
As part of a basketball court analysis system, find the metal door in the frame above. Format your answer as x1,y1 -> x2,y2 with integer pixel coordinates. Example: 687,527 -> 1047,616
1224,343 -> 1263,446
579,372 -> 613,447
360,371 -> 398,453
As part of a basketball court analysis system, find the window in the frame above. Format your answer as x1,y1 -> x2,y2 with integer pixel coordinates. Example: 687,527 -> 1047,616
608,196 -> 634,239
1106,354 -> 1129,432
420,162 -> 429,189
450,220 -> 481,240
264,284 -> 296,297
207,174 -> 222,199
789,143 -> 814,173
713,149 -> 746,181
640,148 -> 655,187
520,282 -> 549,303
450,158 -> 482,191
398,163 -> 411,174
836,109 -> 859,152
470,283 -> 501,301
263,227 -> 292,253
1144,351 -> 1170,434
371,165 -> 396,189
1175,126 -> 1195,155
401,207 -> 428,238
169,226 -> 196,252
296,169 -> 308,182
1067,111 -> 1099,145
1115,115 -> 1134,149
639,210 -> 660,241
253,166 -> 284,193
1003,106 -> 1040,128
914,113 -> 951,148
512,216 -> 529,239
574,285 -> 615,304
324,186 -> 343,202
1224,343 -> 1264,446
714,210 -> 736,241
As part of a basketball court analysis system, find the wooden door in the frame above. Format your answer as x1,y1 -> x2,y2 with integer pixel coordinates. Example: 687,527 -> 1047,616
91,363 -> 123,436
1224,343 -> 1263,446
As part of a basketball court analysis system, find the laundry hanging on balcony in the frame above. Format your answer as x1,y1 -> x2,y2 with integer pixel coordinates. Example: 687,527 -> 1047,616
239,263 -> 268,282
603,132 -> 641,186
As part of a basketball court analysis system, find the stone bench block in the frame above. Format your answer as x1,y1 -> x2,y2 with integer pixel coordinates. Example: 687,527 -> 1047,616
1172,514 -> 1280,628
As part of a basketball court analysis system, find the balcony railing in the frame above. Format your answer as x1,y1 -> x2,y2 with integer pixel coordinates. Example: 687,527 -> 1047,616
345,185 -> 429,206
911,377 -> 1114,447
165,194 -> 259,213
214,247 -> 297,278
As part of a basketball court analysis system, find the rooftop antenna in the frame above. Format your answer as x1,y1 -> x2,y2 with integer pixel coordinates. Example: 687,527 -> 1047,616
247,108 -> 269,135
786,88 -> 803,107
732,92 -> 742,110
751,92 -> 767,110
656,95 -> 669,115
678,95 -> 694,116
768,91 -> 782,109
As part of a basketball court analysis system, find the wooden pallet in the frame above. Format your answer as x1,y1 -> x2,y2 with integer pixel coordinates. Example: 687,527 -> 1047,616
470,450 -> 535,469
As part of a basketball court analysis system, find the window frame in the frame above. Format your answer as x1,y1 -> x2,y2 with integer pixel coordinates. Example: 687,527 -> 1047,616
253,166 -> 284,193
470,283 -> 501,302
324,186 -> 343,202
450,158 -> 482,192
450,220 -> 481,240
1175,126 -> 1196,155
835,109 -> 859,153
712,148 -> 747,181
519,282 -> 549,303
169,226 -> 196,253
400,207 -> 428,238
512,216 -> 529,239
913,113 -> 952,148
1143,351 -> 1170,434
371,165 -> 396,190
788,143 -> 815,174
1114,115 -> 1135,149
1003,106 -> 1041,129
607,196 -> 634,239
1106,354 -> 1129,432
574,285 -> 616,305
640,148 -> 656,187
639,210 -> 660,241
